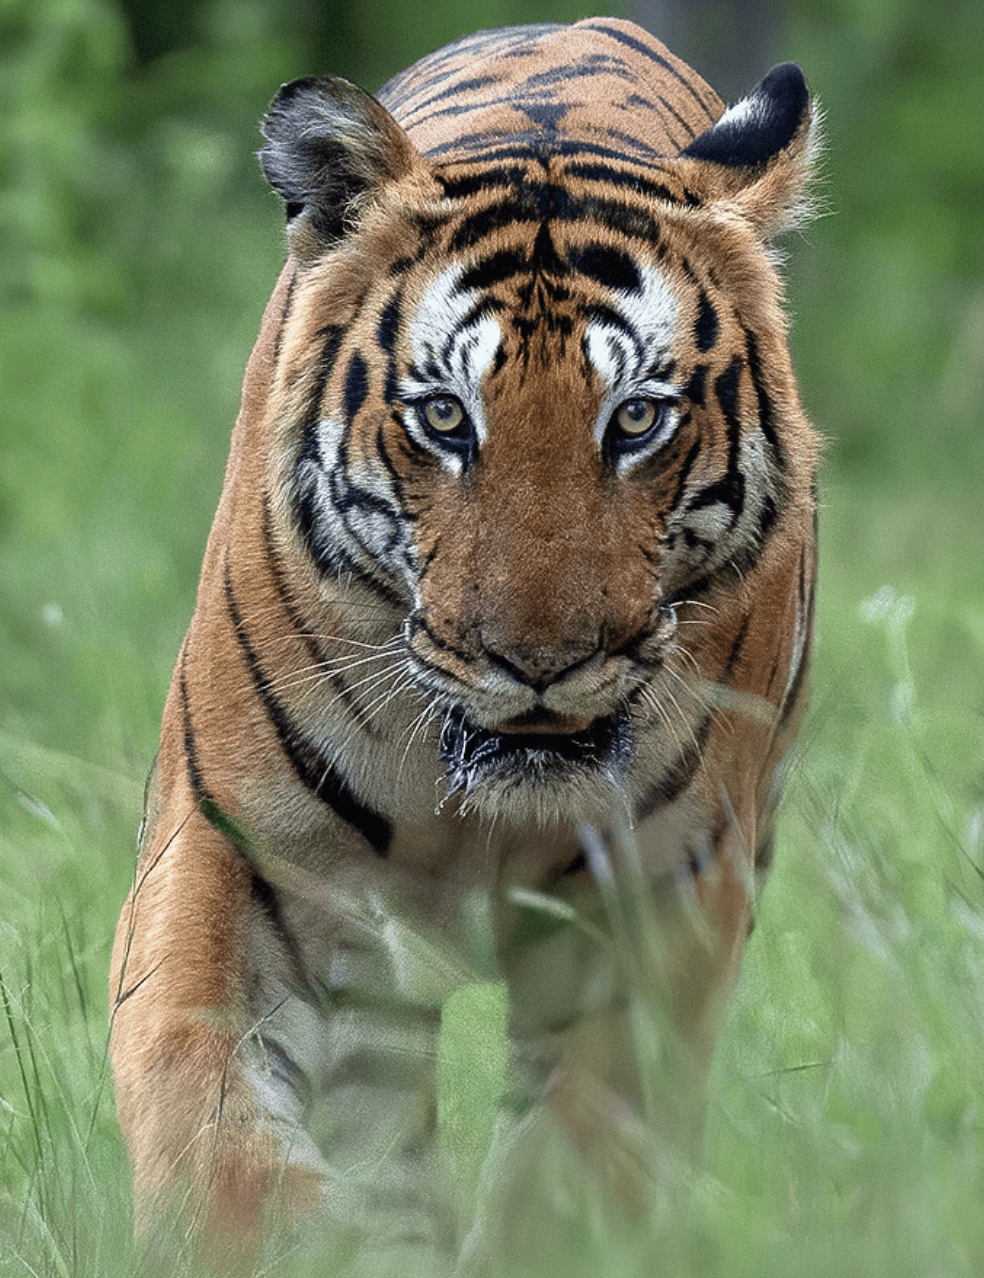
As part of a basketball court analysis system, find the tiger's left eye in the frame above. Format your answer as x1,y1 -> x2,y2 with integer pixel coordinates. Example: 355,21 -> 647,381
422,395 -> 466,434
614,398 -> 659,436
604,396 -> 679,466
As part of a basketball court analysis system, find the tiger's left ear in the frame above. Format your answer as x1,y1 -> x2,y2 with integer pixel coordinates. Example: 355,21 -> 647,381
259,76 -> 422,261
679,63 -> 820,240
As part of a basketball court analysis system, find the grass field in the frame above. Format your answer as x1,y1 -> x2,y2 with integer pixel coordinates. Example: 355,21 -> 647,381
2,1 -> 983,1273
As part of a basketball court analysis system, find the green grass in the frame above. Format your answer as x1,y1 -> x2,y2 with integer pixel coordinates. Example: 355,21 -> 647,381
2,0 -> 983,1272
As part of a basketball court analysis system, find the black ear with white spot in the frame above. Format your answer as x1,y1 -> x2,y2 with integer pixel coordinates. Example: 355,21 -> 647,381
683,63 -> 809,167
259,76 -> 419,259
680,63 -> 819,237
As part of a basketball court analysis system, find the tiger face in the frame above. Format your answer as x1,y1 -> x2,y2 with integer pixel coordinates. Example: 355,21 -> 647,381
260,58 -> 815,827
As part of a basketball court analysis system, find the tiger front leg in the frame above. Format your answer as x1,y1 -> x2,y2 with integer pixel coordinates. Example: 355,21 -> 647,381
109,809 -> 324,1267
514,818 -> 754,1215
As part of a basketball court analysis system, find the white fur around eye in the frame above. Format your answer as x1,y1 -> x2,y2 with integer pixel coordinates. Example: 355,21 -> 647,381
585,264 -> 678,404
585,263 -> 678,390
404,266 -> 502,464
584,264 -> 681,470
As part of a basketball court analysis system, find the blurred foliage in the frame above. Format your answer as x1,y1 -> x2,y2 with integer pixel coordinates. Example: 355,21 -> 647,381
783,0 -> 984,486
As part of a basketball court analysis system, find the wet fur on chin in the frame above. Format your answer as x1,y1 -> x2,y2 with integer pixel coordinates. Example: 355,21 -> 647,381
438,705 -> 635,826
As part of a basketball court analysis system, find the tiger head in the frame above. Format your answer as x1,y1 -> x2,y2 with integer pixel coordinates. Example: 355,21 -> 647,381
255,35 -> 818,826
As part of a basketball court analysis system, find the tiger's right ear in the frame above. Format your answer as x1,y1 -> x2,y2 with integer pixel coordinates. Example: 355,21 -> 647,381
259,77 -> 419,260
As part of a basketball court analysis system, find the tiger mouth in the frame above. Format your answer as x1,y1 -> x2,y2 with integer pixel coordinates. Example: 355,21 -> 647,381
439,704 -> 632,800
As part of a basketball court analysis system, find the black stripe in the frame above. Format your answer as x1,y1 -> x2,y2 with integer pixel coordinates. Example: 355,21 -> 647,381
398,73 -> 499,122
249,873 -> 310,985
179,656 -> 211,811
260,497 -> 381,735
405,92 -> 541,135
449,186 -> 665,254
716,355 -> 743,454
562,161 -> 699,207
724,615 -> 750,676
271,269 -> 297,367
343,351 -> 369,422
181,670 -> 309,984
298,324 -> 347,455
635,713 -> 713,820
379,289 -> 404,405
668,434 -> 703,516
436,166 -> 527,201
406,610 -> 477,670
686,357 -> 745,520
520,57 -> 635,93
694,289 -> 719,353
588,22 -> 719,124
567,244 -> 641,292
380,27 -> 563,115
377,290 -> 402,355
179,659 -> 252,854
742,326 -> 785,470
654,92 -> 706,150
583,303 -> 638,348
428,134 -> 669,167
458,249 -> 529,292
684,363 -> 707,407
374,418 -> 416,500
223,560 -> 393,856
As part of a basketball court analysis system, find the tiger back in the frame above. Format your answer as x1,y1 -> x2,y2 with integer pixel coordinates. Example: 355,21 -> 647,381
110,17 -> 818,1263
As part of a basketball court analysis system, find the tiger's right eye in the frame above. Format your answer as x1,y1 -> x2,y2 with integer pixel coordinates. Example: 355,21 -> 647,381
614,398 -> 659,437
422,395 -> 466,434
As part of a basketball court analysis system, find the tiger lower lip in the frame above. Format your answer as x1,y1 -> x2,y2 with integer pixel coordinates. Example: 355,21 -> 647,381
489,710 -> 595,736
439,705 -> 632,794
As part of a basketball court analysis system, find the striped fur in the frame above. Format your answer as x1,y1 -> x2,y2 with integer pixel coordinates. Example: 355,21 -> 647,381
111,18 -> 818,1260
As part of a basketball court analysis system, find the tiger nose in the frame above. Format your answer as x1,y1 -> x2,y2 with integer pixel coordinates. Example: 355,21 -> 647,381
480,634 -> 603,692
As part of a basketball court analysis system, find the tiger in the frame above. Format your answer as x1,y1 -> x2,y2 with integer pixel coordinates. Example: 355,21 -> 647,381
110,15 -> 819,1267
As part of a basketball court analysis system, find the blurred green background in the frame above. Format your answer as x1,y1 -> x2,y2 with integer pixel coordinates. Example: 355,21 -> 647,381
1,0 -> 982,1274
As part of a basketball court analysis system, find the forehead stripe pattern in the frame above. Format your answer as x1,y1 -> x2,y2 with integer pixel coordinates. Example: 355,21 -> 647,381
561,162 -> 701,206
447,183 -> 668,254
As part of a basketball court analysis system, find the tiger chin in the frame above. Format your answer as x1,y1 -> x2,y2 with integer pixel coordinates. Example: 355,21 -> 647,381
434,703 -> 629,831
110,16 -> 819,1268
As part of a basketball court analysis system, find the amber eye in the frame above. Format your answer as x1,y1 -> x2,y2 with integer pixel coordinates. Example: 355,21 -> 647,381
422,395 -> 466,433
614,398 -> 659,437
604,395 -> 678,466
